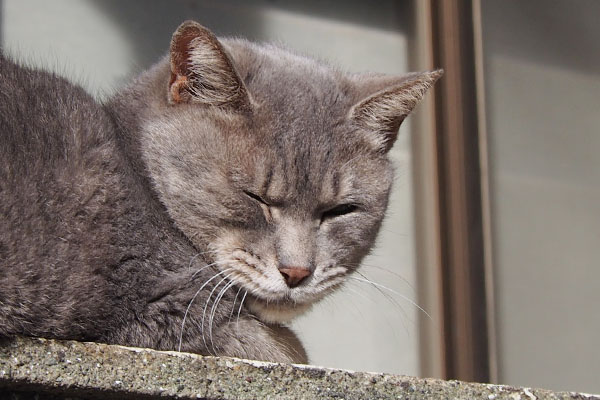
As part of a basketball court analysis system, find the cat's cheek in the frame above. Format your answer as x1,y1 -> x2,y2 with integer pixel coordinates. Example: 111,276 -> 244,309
246,297 -> 313,323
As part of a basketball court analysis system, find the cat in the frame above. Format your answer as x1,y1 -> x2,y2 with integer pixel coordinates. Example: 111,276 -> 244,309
0,21 -> 441,364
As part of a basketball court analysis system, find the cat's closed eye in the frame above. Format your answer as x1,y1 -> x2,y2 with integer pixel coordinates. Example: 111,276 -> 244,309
243,190 -> 269,206
244,190 -> 274,222
320,204 -> 358,223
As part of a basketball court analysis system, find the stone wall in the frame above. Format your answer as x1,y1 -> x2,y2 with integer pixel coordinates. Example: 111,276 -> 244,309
0,337 -> 597,399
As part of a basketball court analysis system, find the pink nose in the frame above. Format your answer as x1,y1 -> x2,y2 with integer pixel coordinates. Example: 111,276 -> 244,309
279,267 -> 311,288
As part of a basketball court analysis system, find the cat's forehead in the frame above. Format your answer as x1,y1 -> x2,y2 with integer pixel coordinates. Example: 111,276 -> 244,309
223,40 -> 356,153
224,39 -> 351,112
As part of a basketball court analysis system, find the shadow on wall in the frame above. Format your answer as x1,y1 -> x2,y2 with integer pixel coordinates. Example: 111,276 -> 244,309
88,0 -> 412,73
483,0 -> 600,76
0,0 -> 3,45
87,0 -> 264,72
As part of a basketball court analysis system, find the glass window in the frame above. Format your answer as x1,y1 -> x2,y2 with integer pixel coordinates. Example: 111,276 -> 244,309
481,0 -> 600,393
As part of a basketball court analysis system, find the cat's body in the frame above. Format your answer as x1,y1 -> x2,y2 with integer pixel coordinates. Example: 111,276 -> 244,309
0,21 -> 440,363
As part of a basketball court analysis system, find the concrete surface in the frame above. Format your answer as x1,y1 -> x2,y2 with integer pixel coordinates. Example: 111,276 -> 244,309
0,337 -> 598,399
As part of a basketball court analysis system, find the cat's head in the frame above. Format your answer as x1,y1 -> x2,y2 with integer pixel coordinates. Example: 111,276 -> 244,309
140,21 -> 441,323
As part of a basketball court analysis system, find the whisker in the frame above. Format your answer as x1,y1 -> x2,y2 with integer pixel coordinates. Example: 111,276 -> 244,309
209,280 -> 236,354
379,227 -> 410,237
190,260 -> 222,280
355,270 -> 409,323
349,274 -> 432,321
186,249 -> 218,271
339,286 -> 397,333
229,286 -> 243,321
236,290 -> 248,335
178,267 -> 232,352
313,275 -> 346,295
225,269 -> 282,295
343,285 -> 374,304
201,271 -> 234,354
358,263 -> 415,292
346,278 -> 410,336
187,253 -> 201,270
193,249 -> 219,257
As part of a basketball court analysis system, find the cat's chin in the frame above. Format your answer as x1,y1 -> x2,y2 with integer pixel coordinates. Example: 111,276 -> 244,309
246,296 -> 313,324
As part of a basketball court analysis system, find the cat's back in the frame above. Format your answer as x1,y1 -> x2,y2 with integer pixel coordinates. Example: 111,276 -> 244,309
0,54 -> 122,249
0,54 -> 128,267
0,54 -> 139,338
0,54 -> 115,175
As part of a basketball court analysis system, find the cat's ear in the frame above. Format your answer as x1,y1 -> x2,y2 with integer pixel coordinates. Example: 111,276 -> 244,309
168,21 -> 251,110
350,70 -> 443,153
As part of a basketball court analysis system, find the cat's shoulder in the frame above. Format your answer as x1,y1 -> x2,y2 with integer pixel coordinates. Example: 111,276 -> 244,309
0,53 -> 115,161
0,52 -> 100,112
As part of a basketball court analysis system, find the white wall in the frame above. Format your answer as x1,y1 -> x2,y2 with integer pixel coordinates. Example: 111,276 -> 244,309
482,0 -> 600,393
2,0 -> 423,376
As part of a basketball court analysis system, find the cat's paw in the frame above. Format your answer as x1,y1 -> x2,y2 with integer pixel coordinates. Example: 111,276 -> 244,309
215,319 -> 308,364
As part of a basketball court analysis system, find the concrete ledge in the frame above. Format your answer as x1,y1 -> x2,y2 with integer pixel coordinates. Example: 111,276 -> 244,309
0,337 -> 597,399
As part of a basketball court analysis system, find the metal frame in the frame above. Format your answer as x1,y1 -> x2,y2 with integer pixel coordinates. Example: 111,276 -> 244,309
413,0 -> 495,383
411,0 -> 445,381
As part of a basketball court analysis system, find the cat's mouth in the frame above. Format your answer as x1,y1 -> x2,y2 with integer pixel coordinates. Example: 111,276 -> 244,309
240,273 -> 347,324
245,294 -> 313,323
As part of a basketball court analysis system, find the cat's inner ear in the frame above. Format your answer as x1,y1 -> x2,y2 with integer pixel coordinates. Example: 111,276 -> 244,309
350,70 -> 443,153
168,21 -> 250,109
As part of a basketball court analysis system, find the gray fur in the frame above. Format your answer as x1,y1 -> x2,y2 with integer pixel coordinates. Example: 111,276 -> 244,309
0,21 -> 440,363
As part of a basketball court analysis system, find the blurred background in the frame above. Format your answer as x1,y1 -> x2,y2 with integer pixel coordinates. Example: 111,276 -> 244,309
1,0 -> 598,394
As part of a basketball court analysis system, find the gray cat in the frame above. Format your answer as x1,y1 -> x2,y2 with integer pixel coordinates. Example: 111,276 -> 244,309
0,21 -> 441,364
